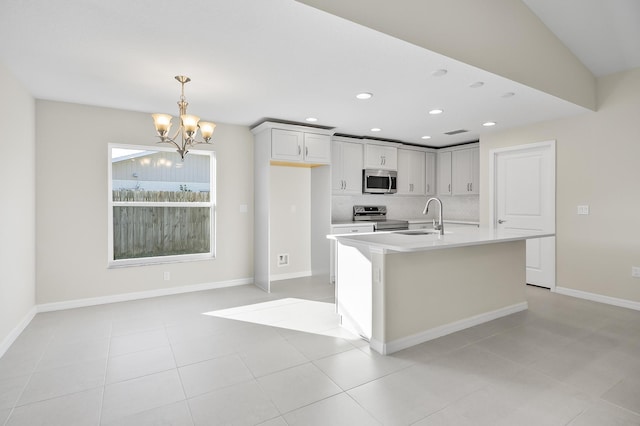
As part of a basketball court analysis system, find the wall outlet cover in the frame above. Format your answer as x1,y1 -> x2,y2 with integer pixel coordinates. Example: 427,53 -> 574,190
277,253 -> 289,267
632,266 -> 640,278
577,205 -> 590,215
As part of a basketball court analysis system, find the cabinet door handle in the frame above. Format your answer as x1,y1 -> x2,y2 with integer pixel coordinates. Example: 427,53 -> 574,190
305,146 -> 308,157
427,183 -> 430,192
448,183 -> 451,193
298,145 -> 301,155
470,183 -> 473,192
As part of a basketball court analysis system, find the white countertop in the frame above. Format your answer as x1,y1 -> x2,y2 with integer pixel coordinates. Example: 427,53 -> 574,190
330,228 -> 554,253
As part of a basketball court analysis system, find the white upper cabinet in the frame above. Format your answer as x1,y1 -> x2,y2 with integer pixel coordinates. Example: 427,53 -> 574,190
271,129 -> 303,161
425,151 -> 436,196
452,146 -> 479,195
437,150 -> 452,195
332,139 -> 363,195
397,148 -> 426,196
303,133 -> 331,163
271,128 -> 331,164
364,143 -> 397,170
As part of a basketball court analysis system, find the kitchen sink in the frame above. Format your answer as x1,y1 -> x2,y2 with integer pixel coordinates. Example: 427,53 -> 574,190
395,229 -> 440,235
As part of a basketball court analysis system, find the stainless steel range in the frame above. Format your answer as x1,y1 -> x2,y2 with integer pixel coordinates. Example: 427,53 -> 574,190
353,205 -> 409,231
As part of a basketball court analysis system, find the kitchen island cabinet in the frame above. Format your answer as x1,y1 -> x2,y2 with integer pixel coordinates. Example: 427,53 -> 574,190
331,228 -> 553,354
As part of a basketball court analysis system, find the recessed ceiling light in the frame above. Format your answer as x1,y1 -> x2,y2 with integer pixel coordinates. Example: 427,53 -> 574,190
370,128 -> 382,132
305,117 -> 318,122
501,92 -> 516,98
428,109 -> 444,115
356,92 -> 373,100
421,136 -> 431,140
483,121 -> 497,127
431,69 -> 448,77
469,81 -> 484,88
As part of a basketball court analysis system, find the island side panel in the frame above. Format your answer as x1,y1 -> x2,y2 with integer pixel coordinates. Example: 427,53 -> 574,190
335,241 -> 373,339
380,240 -> 526,351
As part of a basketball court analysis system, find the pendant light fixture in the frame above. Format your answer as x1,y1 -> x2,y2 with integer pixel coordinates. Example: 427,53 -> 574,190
152,75 -> 216,160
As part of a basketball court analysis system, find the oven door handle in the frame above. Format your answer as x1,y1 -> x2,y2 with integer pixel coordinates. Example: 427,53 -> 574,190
388,176 -> 392,192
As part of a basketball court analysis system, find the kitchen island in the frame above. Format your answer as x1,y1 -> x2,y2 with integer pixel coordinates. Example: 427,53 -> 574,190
331,228 -> 554,355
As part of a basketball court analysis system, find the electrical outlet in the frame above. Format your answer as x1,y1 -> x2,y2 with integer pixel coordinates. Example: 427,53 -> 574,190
163,271 -> 171,281
632,267 -> 640,278
577,205 -> 590,215
277,253 -> 289,267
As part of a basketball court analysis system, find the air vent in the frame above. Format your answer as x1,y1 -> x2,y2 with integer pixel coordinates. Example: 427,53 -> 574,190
444,129 -> 469,135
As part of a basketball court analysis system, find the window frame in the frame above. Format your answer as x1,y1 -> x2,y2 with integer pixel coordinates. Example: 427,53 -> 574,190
107,143 -> 216,268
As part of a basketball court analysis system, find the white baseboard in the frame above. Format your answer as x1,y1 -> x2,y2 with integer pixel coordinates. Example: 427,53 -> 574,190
554,287 -> 640,311
0,306 -> 38,358
269,270 -> 312,282
37,277 -> 253,313
371,302 -> 529,355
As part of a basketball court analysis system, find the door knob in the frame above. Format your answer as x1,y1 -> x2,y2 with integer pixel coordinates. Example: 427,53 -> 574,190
498,219 -> 506,224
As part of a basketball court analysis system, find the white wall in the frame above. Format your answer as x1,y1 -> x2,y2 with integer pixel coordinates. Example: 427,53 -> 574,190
0,63 -> 37,352
480,67 -> 640,303
269,165 -> 311,278
36,100 -> 254,304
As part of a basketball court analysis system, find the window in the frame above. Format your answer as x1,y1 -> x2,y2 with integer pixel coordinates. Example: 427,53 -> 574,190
108,144 -> 215,267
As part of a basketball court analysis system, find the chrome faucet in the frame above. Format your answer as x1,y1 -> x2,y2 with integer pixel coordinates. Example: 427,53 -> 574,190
423,197 -> 444,235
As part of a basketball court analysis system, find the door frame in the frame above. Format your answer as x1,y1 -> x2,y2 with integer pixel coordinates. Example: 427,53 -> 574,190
489,140 -> 556,289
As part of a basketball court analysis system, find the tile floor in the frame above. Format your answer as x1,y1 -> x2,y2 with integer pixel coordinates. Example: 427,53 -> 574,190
1,276 -> 640,425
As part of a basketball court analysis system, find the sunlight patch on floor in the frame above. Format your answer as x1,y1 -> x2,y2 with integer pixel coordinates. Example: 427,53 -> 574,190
204,298 -> 357,339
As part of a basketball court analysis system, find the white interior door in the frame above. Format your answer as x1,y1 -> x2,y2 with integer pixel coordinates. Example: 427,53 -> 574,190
491,141 -> 556,289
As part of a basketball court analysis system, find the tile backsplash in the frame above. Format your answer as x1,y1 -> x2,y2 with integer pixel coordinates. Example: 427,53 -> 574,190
332,194 -> 479,222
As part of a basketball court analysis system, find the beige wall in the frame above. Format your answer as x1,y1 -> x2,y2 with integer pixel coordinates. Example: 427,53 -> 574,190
480,67 -> 640,302
36,100 -> 254,304
269,166 -> 311,277
0,63 -> 36,349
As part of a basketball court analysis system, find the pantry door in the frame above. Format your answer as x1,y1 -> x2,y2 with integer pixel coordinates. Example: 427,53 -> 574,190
490,141 -> 556,289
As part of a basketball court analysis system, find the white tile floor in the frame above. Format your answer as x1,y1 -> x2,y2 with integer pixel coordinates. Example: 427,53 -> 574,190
1,276 -> 640,425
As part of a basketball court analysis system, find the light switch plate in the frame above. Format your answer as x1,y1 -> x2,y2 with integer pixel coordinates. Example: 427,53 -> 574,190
632,266 -> 640,278
577,205 -> 590,215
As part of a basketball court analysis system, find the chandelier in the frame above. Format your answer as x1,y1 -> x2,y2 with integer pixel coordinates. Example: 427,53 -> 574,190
152,75 -> 216,160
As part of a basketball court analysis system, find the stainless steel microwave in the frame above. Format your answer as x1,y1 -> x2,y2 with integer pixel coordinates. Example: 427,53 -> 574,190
363,169 -> 397,194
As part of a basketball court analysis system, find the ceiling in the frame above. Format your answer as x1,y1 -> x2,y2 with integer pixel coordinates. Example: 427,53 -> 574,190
0,0 -> 638,147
